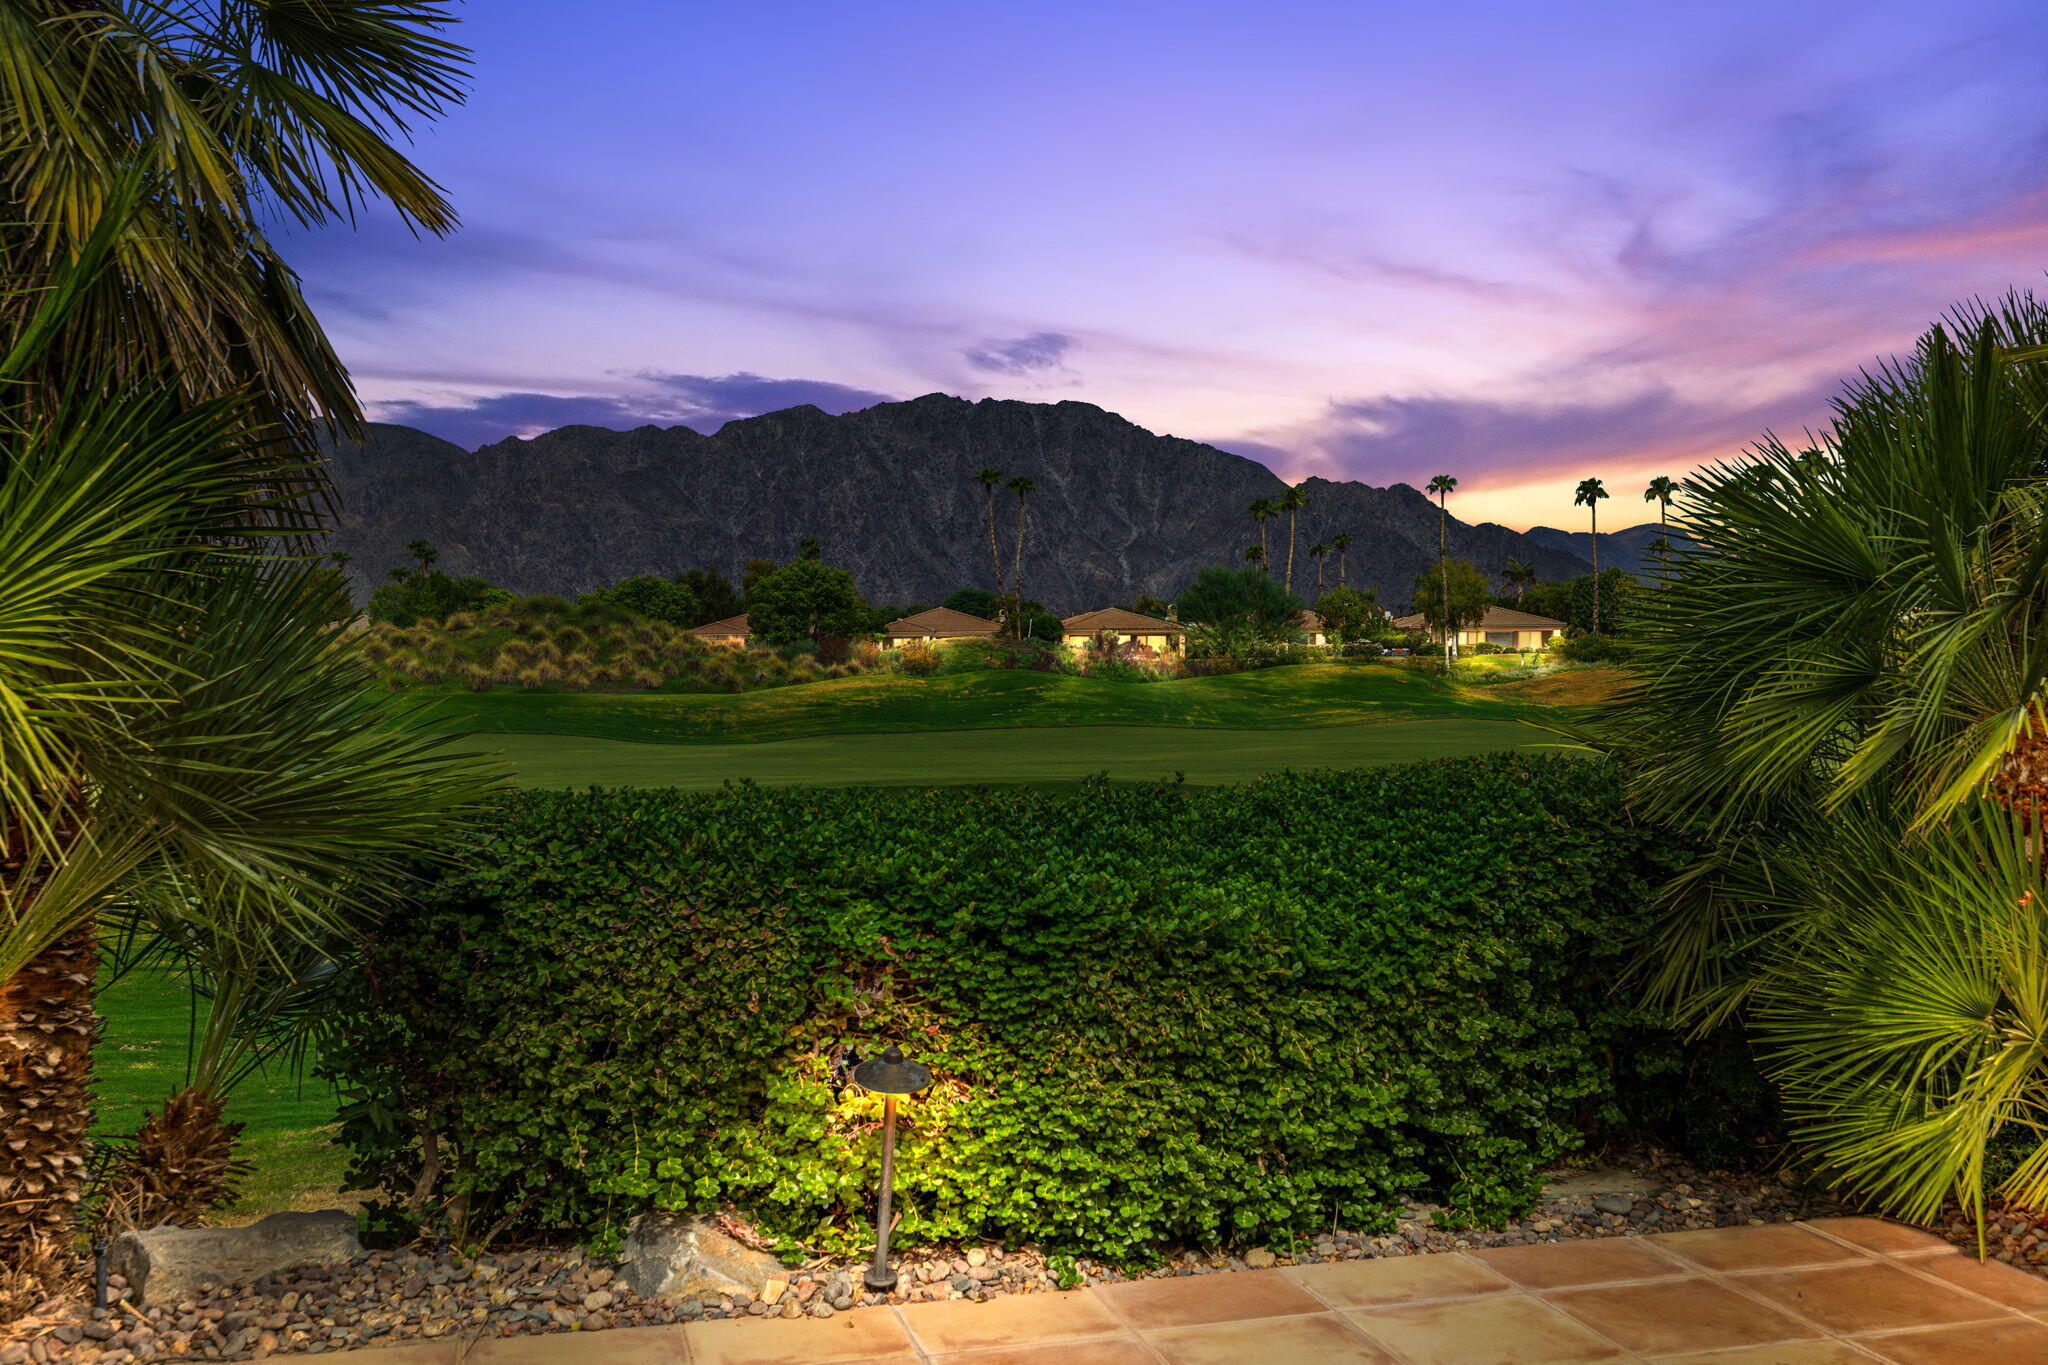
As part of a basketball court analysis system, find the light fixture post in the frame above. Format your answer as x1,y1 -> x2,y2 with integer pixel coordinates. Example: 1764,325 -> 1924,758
850,1044 -> 932,1296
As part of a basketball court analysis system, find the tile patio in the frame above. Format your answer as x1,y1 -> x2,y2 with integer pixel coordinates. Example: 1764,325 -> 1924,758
337,1218 -> 2048,1363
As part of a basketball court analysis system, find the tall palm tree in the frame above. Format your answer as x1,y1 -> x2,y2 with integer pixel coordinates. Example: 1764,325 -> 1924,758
1330,531 -> 1353,587
1244,544 -> 1267,571
1574,477 -> 1610,632
1309,542 -> 1330,596
0,1 -> 479,1278
1249,497 -> 1277,565
1502,557 -> 1536,602
1426,475 -> 1458,666
1006,475 -> 1035,636
1642,475 -> 1679,583
1279,487 -> 1309,595
975,468 -> 1005,591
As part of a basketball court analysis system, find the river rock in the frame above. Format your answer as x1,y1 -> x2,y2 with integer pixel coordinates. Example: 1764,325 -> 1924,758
617,1212 -> 786,1300
107,1211 -> 362,1306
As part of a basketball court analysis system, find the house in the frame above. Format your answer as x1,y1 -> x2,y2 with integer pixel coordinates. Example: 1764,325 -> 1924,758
882,606 -> 1001,647
1062,608 -> 1185,656
1389,604 -> 1565,650
1299,610 -> 1327,646
689,613 -> 750,646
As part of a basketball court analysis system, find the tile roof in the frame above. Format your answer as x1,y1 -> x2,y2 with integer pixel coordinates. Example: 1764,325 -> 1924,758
689,613 -> 750,636
1389,605 -> 1566,631
883,606 -> 1001,636
1061,608 -> 1183,633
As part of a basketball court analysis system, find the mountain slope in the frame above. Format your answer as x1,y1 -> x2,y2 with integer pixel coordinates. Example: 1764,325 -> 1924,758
322,393 -> 1595,610
1520,522 -> 1686,577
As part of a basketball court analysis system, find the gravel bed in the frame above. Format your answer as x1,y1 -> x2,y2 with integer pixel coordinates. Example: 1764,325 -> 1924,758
0,1156 -> 1962,1363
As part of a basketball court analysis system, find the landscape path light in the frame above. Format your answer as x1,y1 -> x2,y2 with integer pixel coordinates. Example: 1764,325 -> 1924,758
851,1044 -> 932,1293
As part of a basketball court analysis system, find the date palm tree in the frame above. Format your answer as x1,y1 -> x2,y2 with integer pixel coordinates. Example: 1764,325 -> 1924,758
1574,477 -> 1610,631
1309,542 -> 1330,596
1426,475 -> 1458,666
1642,475 -> 1679,583
1006,475 -> 1035,636
0,1 -> 481,1281
975,468 -> 1005,591
1249,497 -> 1277,565
1502,557 -> 1536,602
1279,487 -> 1309,595
1330,531 -> 1353,587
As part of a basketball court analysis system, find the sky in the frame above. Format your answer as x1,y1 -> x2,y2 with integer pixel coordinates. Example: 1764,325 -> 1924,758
288,0 -> 2048,529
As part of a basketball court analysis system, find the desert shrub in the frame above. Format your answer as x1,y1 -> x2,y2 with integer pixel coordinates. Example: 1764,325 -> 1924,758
326,757 -> 1681,1260
893,642 -> 942,676
937,636 -> 1068,673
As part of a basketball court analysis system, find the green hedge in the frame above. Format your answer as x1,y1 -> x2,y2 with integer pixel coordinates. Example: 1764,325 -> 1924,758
324,756 -> 1678,1261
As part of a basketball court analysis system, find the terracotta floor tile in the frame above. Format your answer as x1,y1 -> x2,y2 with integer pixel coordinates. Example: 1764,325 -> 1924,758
465,1326 -> 689,1362
1806,1218 -> 1954,1258
1904,1253 -> 2048,1309
1547,1277 -> 1819,1356
1655,1224 -> 1871,1273
900,1289 -> 1123,1353
1470,1237 -> 1689,1289
930,1340 -> 1155,1365
1146,1312 -> 1398,1365
1643,1343 -> 1879,1363
1347,1294 -> 1628,1364
1287,1253 -> 1511,1307
684,1308 -> 915,1364
1741,1261 -> 2007,1335
1095,1268 -> 1324,1330
347,1345 -> 466,1363
1857,1317 -> 2048,1363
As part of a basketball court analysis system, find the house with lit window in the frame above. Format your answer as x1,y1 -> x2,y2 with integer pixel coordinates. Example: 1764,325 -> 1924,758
881,607 -> 1001,647
1388,604 -> 1565,650
1061,608 -> 1185,656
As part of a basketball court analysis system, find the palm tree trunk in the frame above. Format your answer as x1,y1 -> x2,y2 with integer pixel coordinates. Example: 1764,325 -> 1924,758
1591,507 -> 1601,633
1258,518 -> 1268,564
1286,510 -> 1298,595
1011,493 -> 1028,638
0,921 -> 97,1273
985,488 -> 1003,595
1338,546 -> 1347,587
1438,498 -> 1450,667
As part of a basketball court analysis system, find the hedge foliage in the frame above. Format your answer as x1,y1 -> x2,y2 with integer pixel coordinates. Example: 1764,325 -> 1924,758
324,755 -> 1680,1261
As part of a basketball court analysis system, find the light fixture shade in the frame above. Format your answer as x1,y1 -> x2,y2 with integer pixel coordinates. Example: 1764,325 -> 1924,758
852,1045 -> 932,1096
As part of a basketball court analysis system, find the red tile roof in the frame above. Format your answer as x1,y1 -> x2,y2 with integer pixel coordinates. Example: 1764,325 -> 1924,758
883,606 -> 1000,636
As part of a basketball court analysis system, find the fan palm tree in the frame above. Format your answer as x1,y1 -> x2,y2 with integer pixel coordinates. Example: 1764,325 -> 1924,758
1643,475 -> 1679,583
975,468 -> 1005,591
1006,475 -> 1035,636
1249,497 -> 1277,565
1279,487 -> 1309,595
407,538 -> 438,574
1309,542 -> 1330,596
1330,531 -> 1353,587
1600,297 -> 2048,1237
1502,558 -> 1536,602
1426,475 -> 1458,665
1244,544 -> 1267,571
1574,477 -> 1610,631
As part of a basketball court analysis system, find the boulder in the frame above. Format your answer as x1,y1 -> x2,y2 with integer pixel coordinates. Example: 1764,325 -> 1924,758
107,1210 -> 361,1306
618,1212 -> 786,1300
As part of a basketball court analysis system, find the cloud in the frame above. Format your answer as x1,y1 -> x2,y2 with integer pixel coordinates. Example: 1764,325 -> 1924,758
962,331 -> 1076,376
371,372 -> 894,449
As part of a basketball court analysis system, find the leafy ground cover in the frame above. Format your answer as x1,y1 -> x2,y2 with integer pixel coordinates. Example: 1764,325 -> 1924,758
93,968 -> 349,1226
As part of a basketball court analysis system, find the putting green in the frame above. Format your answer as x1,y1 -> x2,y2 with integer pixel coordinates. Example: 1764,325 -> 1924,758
455,718 -> 1558,789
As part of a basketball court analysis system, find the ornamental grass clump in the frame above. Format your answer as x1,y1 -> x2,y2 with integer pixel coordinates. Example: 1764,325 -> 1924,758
325,756 -> 1680,1260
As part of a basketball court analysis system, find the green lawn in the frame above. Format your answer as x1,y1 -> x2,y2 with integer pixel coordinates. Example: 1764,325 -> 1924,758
457,718 -> 1555,788
94,967 -> 350,1226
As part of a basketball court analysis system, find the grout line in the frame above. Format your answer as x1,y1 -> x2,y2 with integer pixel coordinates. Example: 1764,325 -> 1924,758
1083,1283 -> 1190,1364
886,1301 -> 933,1364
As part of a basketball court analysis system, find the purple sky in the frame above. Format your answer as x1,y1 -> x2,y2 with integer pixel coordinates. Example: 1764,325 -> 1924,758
288,0 -> 2048,528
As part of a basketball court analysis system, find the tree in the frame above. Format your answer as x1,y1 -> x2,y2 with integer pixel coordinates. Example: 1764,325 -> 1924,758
1408,558 -> 1490,643
1426,474 -> 1459,666
366,569 -> 509,626
745,559 -> 868,649
1244,543 -> 1267,572
943,586 -> 1001,619
406,538 -> 439,574
1131,594 -> 1170,617
1308,542 -> 1330,596
1331,531 -> 1354,587
796,536 -> 822,561
579,575 -> 702,626
741,558 -> 782,599
332,552 -> 353,570
1248,497 -> 1277,565
1313,585 -> 1379,645
1279,486 -> 1309,595
0,1 -> 477,1278
1174,565 -> 1302,639
975,468 -> 1005,593
1574,477 -> 1611,631
675,568 -> 741,625
1604,301 -> 2048,1238
1006,475 -> 1035,636
1502,557 -> 1537,602
1642,475 -> 1680,583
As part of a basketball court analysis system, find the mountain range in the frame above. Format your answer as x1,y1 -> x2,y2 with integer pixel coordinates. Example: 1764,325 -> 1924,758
322,393 -> 1658,612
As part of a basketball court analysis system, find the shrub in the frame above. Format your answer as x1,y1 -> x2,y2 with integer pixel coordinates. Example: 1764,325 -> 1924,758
326,757 -> 1679,1260
1551,633 -> 1632,664
893,642 -> 943,676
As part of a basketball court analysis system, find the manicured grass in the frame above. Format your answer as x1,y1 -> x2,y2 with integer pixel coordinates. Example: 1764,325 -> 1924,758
423,660 -> 1538,745
94,967 -> 350,1226
452,719 -> 1558,789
